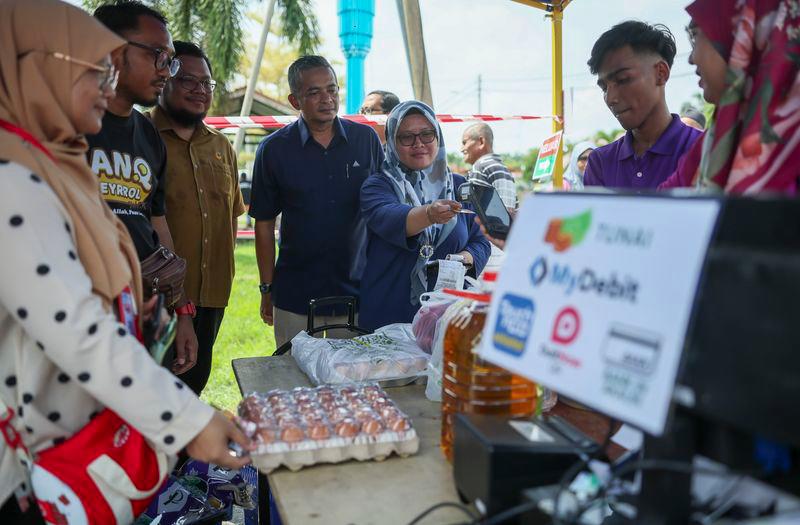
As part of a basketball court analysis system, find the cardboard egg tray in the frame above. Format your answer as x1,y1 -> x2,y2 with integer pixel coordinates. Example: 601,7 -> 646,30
238,384 -> 420,473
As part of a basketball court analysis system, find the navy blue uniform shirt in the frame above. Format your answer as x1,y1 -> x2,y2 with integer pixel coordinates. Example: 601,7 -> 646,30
359,174 -> 491,331
249,116 -> 384,315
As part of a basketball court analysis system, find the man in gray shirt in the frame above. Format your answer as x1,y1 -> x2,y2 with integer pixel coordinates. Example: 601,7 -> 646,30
460,123 -> 516,208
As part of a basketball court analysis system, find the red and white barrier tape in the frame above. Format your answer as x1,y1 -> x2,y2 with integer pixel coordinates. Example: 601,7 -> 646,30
204,113 -> 559,129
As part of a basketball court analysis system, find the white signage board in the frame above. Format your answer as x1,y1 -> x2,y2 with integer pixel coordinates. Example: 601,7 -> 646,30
480,193 -> 720,435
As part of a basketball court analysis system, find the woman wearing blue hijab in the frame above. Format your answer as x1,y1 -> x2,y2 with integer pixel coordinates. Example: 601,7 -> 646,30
359,101 -> 491,331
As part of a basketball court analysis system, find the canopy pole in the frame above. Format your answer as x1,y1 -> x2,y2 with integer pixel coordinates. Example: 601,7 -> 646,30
396,0 -> 433,106
551,5 -> 564,189
234,0 -> 277,154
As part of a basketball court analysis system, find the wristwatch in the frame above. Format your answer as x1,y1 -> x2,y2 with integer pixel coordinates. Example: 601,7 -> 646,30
175,301 -> 196,318
259,282 -> 272,294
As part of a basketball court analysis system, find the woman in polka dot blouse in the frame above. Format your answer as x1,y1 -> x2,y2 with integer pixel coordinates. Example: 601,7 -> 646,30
0,1 -> 252,520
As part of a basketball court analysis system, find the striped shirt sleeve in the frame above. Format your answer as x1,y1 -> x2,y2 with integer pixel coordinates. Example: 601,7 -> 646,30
471,155 -> 517,208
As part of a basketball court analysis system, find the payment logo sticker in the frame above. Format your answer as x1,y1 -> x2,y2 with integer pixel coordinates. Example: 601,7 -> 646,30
601,324 -> 663,407
602,324 -> 661,376
544,209 -> 592,252
493,294 -> 536,356
528,256 -> 640,303
552,306 -> 581,345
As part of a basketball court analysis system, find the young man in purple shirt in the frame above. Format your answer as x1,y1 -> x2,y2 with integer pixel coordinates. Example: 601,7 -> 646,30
584,21 -> 702,190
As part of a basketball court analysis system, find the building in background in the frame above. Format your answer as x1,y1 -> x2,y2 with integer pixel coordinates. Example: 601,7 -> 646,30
217,88 -> 297,174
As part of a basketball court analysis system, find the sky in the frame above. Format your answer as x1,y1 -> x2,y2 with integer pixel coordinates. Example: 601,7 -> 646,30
309,0 -> 698,154
68,0 -> 699,155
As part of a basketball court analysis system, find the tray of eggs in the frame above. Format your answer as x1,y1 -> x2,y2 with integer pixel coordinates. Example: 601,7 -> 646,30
237,383 -> 419,472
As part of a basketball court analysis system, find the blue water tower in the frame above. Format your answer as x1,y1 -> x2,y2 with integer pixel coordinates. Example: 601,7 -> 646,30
338,0 -> 375,114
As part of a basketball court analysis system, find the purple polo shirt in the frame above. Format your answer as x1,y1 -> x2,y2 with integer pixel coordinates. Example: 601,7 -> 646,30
584,114 -> 702,189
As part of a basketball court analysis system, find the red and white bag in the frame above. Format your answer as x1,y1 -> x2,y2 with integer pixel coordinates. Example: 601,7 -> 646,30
0,287 -> 169,524
29,410 -> 168,525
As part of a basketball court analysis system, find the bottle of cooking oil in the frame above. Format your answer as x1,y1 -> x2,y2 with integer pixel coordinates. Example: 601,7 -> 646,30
440,296 -> 539,462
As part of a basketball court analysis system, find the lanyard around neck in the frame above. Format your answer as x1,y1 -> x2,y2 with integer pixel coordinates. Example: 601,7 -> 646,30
0,118 -> 56,162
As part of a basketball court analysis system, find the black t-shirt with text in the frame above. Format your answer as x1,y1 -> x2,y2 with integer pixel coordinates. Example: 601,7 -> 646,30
86,110 -> 166,259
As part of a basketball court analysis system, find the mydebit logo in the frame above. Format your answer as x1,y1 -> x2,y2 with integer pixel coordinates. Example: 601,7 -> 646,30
493,294 -> 535,357
529,256 -> 639,303
544,209 -> 592,252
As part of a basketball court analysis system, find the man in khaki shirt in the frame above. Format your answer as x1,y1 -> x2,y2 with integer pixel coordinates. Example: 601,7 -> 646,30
150,41 -> 245,394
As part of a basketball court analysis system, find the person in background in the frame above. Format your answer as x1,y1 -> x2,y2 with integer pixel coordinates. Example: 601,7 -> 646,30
680,106 -> 706,131
240,173 -> 253,228
661,0 -> 800,193
563,141 -> 598,191
360,89 -> 400,145
584,21 -> 702,189
460,122 -> 517,208
89,1 -> 198,373
250,56 -> 384,347
360,101 -> 491,331
0,1 -> 250,522
149,41 -> 245,394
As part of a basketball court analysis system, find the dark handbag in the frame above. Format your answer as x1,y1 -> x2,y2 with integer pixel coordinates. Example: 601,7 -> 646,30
140,245 -> 187,307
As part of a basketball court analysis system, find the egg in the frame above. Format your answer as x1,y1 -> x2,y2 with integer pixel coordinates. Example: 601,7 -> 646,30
387,416 -> 410,432
280,424 -> 305,443
239,406 -> 261,422
317,393 -> 335,405
335,418 -> 359,438
338,386 -> 358,401
270,399 -> 292,412
316,386 -> 335,396
361,385 -> 381,401
308,422 -> 331,440
239,395 -> 266,419
257,427 -> 277,444
295,400 -> 317,412
292,388 -> 315,403
327,406 -> 352,423
371,394 -> 389,405
271,407 -> 294,420
254,416 -> 277,429
302,411 -> 327,424
319,399 -> 338,411
348,400 -> 368,412
277,414 -> 300,427
361,417 -> 385,435
267,391 -> 286,403
354,407 -> 377,422
380,406 -> 400,420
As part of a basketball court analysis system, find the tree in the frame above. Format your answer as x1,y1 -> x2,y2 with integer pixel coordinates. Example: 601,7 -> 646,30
83,0 -> 320,92
238,9 -> 340,103
592,128 -> 624,146
520,147 -> 540,181
680,92 -> 705,115
446,152 -> 467,172
239,11 -> 302,102
681,92 -> 716,128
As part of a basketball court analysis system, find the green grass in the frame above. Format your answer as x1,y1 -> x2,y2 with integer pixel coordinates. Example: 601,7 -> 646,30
200,240 -> 276,410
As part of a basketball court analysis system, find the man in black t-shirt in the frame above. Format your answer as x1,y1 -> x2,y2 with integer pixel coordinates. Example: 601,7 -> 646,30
87,109 -> 167,257
89,2 -> 198,375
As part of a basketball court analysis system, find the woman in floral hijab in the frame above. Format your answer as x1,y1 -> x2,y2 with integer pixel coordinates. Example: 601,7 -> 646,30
661,0 -> 800,193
